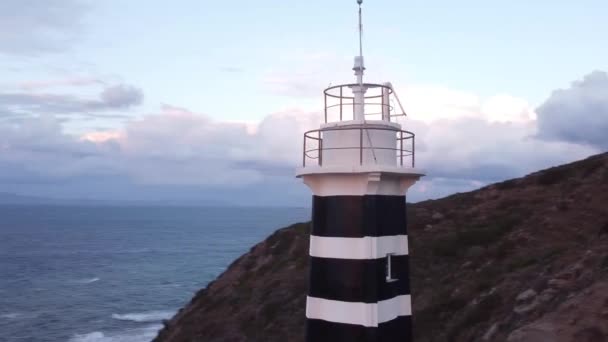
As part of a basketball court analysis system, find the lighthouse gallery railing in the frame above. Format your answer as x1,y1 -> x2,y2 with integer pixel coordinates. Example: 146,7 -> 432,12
302,126 -> 415,168
323,83 -> 406,123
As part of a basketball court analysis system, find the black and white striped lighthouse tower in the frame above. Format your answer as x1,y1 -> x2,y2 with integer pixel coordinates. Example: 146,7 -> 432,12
295,1 -> 424,341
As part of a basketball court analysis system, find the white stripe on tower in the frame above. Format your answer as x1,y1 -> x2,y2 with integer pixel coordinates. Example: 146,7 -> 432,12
309,235 -> 409,259
306,295 -> 412,327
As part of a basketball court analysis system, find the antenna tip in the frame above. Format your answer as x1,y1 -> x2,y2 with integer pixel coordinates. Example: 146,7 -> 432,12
357,0 -> 363,5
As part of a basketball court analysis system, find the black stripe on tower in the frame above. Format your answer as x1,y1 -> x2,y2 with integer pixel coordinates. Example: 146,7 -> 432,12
308,255 -> 410,303
307,316 -> 413,341
306,195 -> 412,342
311,195 -> 407,237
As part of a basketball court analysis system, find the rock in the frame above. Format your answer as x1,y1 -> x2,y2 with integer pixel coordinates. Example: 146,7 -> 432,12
507,281 -> 608,342
432,212 -> 445,221
571,263 -> 585,277
582,250 -> 595,265
507,323 -> 558,342
514,289 -> 539,314
553,263 -> 581,282
416,208 -> 429,216
424,224 -> 433,232
514,301 -> 539,314
516,289 -> 538,302
548,278 -> 571,290
482,323 -> 499,341
539,288 -> 558,303
513,232 -> 532,244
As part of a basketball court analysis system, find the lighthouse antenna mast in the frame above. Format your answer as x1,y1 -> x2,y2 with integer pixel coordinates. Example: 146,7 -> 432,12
358,0 -> 363,86
352,0 -> 366,120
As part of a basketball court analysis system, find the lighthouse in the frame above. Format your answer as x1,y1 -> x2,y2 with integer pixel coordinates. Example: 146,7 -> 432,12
295,1 -> 424,341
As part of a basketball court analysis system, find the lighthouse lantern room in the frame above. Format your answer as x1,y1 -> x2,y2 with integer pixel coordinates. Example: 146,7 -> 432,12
295,1 -> 424,341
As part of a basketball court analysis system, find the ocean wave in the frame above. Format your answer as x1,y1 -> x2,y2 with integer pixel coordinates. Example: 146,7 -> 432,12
1,313 -> 21,320
111,310 -> 174,323
69,332 -> 105,342
69,325 -> 162,342
75,277 -> 100,284
0,312 -> 37,320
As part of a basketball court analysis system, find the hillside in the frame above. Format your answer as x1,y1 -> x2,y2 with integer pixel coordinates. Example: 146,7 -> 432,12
155,153 -> 608,342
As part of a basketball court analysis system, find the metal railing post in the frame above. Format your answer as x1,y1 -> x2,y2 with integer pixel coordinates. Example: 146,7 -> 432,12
319,133 -> 323,166
400,132 -> 403,166
339,86 -> 343,121
412,136 -> 416,168
303,134 -> 306,167
359,128 -> 363,165
381,88 -> 385,121
324,94 -> 327,123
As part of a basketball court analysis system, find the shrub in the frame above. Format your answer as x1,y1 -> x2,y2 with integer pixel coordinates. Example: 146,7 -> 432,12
495,179 -> 518,190
491,239 -> 516,260
506,254 -> 538,272
601,255 -> 608,271
580,158 -> 605,177
446,293 -> 502,340
431,214 -> 521,258
537,167 -> 571,186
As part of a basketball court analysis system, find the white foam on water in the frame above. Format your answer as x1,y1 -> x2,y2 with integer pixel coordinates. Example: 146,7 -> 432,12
69,325 -> 162,342
1,312 -> 38,320
111,310 -> 174,323
75,277 -> 100,284
1,313 -> 21,320
69,331 -> 105,342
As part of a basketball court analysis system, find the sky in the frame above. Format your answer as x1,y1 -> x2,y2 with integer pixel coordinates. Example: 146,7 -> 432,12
1,0 -> 607,206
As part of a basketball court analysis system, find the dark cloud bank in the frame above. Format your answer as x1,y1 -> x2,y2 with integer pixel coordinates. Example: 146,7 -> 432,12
0,84 -> 143,119
536,71 -> 608,150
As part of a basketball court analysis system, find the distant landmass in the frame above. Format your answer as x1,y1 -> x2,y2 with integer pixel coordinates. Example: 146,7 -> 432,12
0,192 -> 230,207
0,193 -> 67,205
155,152 -> 608,341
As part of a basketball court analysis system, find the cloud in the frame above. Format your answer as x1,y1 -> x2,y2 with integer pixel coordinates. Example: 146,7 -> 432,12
0,0 -> 88,55
0,72 -> 603,205
396,85 -> 537,124
0,115 -> 110,186
409,117 -> 597,184
0,104 -> 319,190
99,85 -> 144,109
111,105 -> 320,186
536,70 -> 608,149
19,78 -> 104,91
0,84 -> 143,118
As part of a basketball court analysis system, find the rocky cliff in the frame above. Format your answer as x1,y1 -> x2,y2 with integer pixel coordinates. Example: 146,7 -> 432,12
155,152 -> 608,342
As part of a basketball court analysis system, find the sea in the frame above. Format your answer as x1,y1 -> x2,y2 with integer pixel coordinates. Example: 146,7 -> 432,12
0,205 -> 310,342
